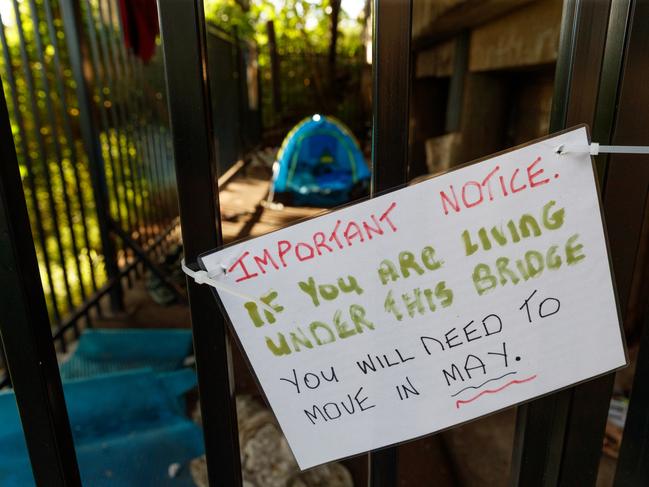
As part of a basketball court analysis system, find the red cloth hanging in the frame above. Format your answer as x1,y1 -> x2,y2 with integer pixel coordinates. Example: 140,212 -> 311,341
119,0 -> 159,63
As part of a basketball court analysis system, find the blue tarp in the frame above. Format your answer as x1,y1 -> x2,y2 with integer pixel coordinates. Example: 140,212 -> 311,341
0,369 -> 203,486
271,115 -> 370,206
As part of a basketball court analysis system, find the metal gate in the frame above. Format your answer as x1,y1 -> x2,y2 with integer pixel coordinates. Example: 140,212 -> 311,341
1,0 -> 648,485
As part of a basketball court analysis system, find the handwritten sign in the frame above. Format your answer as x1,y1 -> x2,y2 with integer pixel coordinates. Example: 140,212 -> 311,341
199,126 -> 626,470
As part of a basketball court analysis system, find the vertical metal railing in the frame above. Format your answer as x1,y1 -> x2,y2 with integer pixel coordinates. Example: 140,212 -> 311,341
5,0 -> 78,344
0,0 -> 182,372
158,1 -> 242,486
367,0 -> 412,485
510,0 -> 614,483
0,78 -> 81,486
0,14 -> 64,329
604,0 -> 649,484
83,0 -> 132,277
205,24 -> 262,175
509,1 -> 649,485
60,0 -> 125,318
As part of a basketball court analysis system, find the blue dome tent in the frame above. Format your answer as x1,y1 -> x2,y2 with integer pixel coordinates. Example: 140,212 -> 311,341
270,115 -> 370,206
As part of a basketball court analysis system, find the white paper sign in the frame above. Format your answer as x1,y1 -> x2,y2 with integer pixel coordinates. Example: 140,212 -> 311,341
199,126 -> 626,470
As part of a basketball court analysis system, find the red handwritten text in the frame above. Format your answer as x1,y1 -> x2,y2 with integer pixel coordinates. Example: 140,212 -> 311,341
440,157 -> 555,216
455,374 -> 537,409
227,201 -> 399,283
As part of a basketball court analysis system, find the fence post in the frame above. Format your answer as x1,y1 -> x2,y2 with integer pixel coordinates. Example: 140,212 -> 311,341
158,1 -> 242,486
510,0 -> 634,485
370,0 -> 412,193
266,20 -> 282,118
59,0 -> 124,312
233,27 -> 246,158
605,0 -> 649,483
368,0 -> 412,485
0,77 -> 81,486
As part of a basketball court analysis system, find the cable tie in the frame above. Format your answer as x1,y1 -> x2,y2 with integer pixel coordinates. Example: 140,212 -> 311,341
555,143 -> 649,156
180,259 -> 276,313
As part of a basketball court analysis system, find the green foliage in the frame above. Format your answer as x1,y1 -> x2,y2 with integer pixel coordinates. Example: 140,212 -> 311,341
205,0 -> 369,133
205,0 -> 365,57
204,0 -> 256,39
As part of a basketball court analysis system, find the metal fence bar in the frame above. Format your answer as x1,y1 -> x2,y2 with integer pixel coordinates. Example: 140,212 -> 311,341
102,0 -> 147,252
509,2 -> 601,485
591,0 -> 633,185
616,309 -> 649,485
608,0 -> 649,481
91,0 -> 136,283
82,0 -> 130,269
27,0 -> 84,338
232,28 -> 245,160
160,123 -> 177,223
0,18 -> 62,326
60,0 -> 124,313
123,47 -> 162,250
150,70 -> 176,231
370,0 -> 412,193
43,0 -> 100,304
136,94 -> 163,252
509,3 -> 583,483
133,59 -> 167,239
109,0 -> 155,251
510,0 -> 636,485
552,1 -> 635,482
0,79 -> 81,487
368,0 -> 412,485
98,0 -> 143,252
130,57 -> 166,232
12,0 -> 76,348
147,65 -> 174,228
159,0 -> 242,485
147,110 -> 170,227
93,0 -> 135,236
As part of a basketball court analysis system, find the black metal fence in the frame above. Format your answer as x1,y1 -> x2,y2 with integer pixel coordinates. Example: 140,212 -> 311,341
0,0 -> 179,367
3,0 -> 649,486
206,23 -> 262,175
0,1 -> 262,387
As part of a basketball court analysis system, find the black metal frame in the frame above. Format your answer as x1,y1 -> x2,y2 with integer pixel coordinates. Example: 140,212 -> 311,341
0,0 -> 182,372
4,0 -> 649,484
60,0 -> 125,315
510,1 -> 648,486
368,0 -> 412,484
606,2 -> 649,482
0,79 -> 82,487
158,1 -> 242,485
2,0 -> 185,359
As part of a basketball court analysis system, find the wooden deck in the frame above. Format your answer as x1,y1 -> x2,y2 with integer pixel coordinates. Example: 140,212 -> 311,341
95,161 -> 324,331
219,164 -> 324,244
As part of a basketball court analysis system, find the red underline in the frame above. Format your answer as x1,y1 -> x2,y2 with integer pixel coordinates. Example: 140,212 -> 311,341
455,374 -> 538,409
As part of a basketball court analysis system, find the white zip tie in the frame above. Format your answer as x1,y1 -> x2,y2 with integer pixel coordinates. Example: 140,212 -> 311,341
180,259 -> 277,313
555,143 -> 649,156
